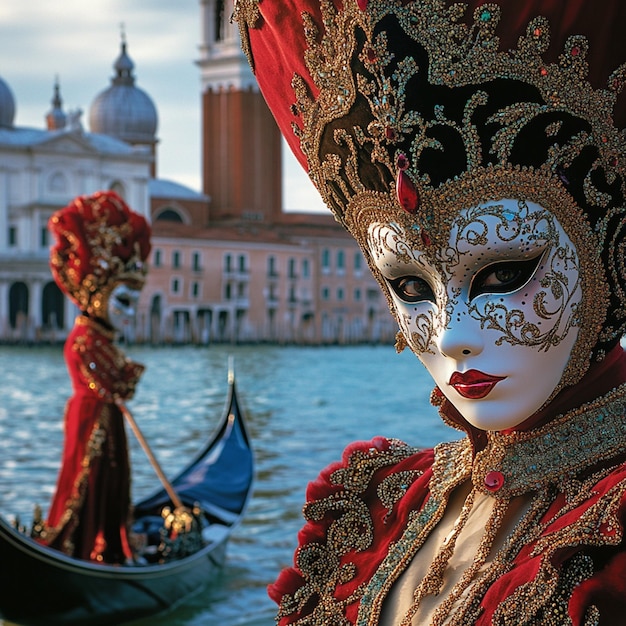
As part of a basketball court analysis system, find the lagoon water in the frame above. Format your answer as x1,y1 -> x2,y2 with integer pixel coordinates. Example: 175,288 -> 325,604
0,343 -> 458,625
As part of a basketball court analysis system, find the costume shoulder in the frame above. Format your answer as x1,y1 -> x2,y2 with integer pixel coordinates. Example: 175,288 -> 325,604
65,317 -> 144,401
269,436 -> 440,625
552,461 -> 626,624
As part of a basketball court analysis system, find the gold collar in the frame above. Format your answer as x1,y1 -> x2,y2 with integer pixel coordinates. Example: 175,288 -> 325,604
468,384 -> 626,499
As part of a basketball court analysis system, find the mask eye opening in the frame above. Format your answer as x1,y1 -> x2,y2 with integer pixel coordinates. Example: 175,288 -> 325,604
388,275 -> 436,304
468,252 -> 545,301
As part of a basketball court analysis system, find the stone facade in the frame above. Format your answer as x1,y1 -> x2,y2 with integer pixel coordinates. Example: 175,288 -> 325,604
0,119 -> 152,342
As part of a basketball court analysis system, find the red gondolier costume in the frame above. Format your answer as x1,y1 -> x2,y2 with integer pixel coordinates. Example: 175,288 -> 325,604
41,191 -> 151,564
234,0 -> 626,623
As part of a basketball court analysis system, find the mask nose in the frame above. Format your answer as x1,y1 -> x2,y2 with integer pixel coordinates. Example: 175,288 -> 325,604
436,309 -> 484,360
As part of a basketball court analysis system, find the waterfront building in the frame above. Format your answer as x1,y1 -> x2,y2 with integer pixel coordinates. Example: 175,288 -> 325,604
0,71 -> 152,342
0,11 -> 396,345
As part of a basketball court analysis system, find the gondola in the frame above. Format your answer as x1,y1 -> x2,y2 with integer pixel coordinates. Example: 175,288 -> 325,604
0,369 -> 254,626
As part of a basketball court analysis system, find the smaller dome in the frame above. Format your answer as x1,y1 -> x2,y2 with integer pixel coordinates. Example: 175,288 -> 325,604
46,78 -> 67,131
0,76 -> 16,129
89,39 -> 158,145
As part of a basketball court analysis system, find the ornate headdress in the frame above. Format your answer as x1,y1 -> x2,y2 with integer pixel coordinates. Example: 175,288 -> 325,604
49,191 -> 151,315
236,0 -> 626,381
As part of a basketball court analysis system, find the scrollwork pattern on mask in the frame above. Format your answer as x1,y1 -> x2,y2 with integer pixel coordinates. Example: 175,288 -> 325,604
370,198 -> 582,358
456,201 -> 582,351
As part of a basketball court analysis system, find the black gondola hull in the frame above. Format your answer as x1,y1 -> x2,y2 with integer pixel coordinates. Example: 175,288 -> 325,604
0,520 -> 228,625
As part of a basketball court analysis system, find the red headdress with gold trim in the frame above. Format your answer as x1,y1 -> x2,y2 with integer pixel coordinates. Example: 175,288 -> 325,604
235,0 -> 626,383
49,191 -> 151,315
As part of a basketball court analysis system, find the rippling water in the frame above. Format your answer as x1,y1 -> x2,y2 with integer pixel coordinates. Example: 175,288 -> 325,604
0,343 -> 457,625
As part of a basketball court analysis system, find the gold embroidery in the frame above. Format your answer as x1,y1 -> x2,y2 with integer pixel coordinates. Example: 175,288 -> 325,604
359,388 -> 626,625
443,490 -> 552,626
42,404 -> 113,550
277,440 -> 419,624
472,384 -> 626,498
234,0 -> 626,369
232,0 -> 260,71
49,194 -> 147,314
357,439 -> 473,625
289,1 -> 624,232
377,470 -> 423,521
73,316 -> 144,400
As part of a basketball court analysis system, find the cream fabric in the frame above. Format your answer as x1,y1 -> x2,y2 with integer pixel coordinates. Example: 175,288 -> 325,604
379,481 -> 531,625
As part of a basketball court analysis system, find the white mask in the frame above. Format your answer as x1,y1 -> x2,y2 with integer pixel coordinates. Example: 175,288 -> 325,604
368,198 -> 582,431
105,283 -> 141,334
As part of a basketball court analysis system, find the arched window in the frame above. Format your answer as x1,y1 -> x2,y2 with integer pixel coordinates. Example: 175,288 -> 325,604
42,282 -> 64,330
151,294 -> 162,316
267,255 -> 277,277
322,249 -> 330,271
155,208 -> 184,223
9,282 -> 29,329
354,252 -> 363,272
109,181 -> 126,198
215,0 -> 225,41
288,258 -> 297,278
192,251 -> 202,272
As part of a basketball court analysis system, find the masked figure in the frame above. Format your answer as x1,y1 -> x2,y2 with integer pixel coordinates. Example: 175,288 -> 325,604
39,191 -> 151,564
235,0 -> 626,623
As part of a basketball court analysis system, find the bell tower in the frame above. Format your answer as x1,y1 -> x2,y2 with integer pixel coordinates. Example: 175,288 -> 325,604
197,0 -> 283,223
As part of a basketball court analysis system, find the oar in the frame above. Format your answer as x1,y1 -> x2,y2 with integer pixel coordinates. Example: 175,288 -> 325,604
116,400 -> 184,511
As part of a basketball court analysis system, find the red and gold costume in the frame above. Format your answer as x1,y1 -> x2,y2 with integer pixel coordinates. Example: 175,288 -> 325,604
41,191 -> 151,563
269,345 -> 626,625
234,0 -> 626,623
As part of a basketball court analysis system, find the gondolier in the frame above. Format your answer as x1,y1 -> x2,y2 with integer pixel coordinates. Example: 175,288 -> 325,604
38,191 -> 151,564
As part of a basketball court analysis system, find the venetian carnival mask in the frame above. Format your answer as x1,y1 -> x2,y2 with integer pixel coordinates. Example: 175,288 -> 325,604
234,0 -> 626,428
368,198 -> 582,430
104,283 -> 142,334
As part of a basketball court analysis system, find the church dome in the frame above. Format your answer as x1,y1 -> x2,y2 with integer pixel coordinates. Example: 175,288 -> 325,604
89,39 -> 157,145
0,75 -> 16,128
46,79 -> 67,131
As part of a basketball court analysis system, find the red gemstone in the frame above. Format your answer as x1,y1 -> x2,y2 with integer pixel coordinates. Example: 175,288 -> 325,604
357,0 -> 368,9
396,169 -> 419,214
533,27 -> 542,37
571,46 -> 581,57
396,153 -> 409,170
385,126 -> 397,141
540,67 -> 548,77
421,230 -> 431,247
366,47 -> 377,63
484,471 -> 505,492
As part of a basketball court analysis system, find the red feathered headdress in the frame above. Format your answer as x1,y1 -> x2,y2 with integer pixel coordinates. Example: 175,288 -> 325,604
49,191 -> 151,314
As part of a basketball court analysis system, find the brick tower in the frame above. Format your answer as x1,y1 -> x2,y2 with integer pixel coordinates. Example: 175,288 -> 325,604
197,0 -> 283,223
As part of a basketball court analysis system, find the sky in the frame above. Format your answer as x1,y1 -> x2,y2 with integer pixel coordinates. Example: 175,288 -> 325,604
0,0 -> 327,212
